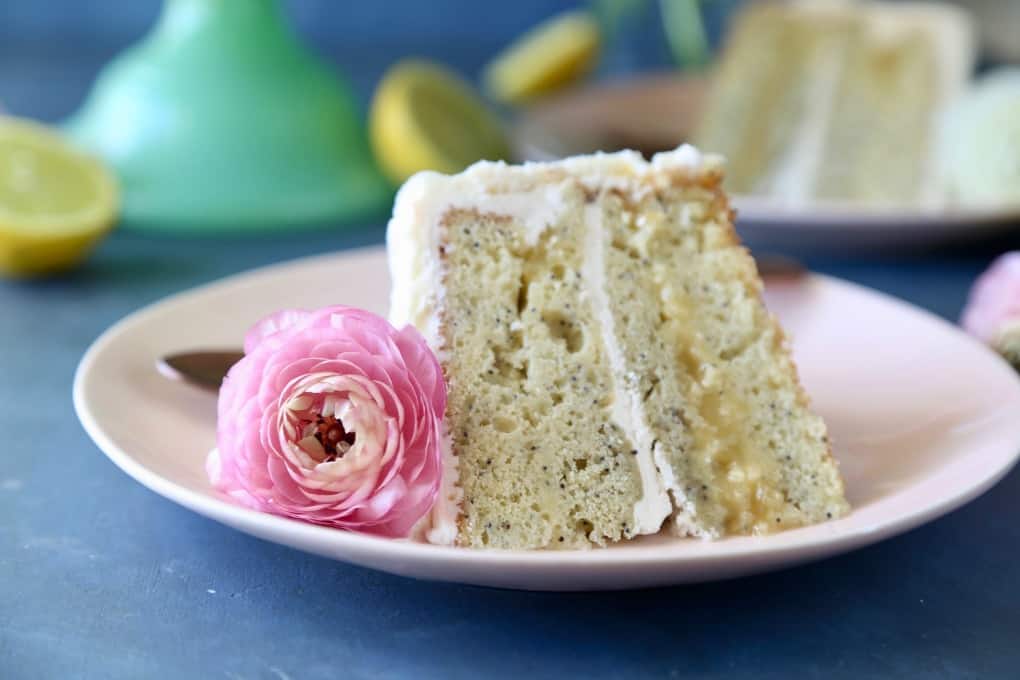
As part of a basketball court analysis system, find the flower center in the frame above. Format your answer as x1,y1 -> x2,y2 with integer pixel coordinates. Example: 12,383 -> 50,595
313,414 -> 357,461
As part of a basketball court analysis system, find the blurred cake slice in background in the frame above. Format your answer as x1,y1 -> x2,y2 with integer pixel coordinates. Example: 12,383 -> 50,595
694,0 -> 975,208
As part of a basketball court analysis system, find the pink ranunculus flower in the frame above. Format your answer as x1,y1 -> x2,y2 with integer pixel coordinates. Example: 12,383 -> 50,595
961,252 -> 1020,342
207,305 -> 446,537
961,252 -> 1020,370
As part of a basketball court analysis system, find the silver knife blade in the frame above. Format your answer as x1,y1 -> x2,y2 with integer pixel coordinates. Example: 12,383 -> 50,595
156,350 -> 244,393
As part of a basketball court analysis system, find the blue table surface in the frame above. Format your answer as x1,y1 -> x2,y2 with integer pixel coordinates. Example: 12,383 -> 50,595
4,41 -> 1020,680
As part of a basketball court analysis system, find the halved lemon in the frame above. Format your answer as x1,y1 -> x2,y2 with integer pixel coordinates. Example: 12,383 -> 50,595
370,60 -> 509,185
484,11 -> 601,105
0,116 -> 118,278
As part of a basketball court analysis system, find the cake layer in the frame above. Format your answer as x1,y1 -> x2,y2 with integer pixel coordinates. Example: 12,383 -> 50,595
388,147 -> 849,549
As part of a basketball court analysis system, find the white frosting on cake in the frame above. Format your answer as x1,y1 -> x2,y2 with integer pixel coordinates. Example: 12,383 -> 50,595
651,144 -> 705,171
389,146 -> 716,342
389,174 -> 461,545
388,172 -> 448,353
387,145 -> 716,546
416,424 -> 461,545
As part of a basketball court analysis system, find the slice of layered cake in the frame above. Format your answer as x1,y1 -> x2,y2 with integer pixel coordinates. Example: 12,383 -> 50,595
694,0 -> 974,207
388,146 -> 848,550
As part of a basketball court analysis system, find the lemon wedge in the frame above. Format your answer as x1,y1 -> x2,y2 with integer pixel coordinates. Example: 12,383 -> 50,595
0,116 -> 118,278
370,60 -> 509,185
484,11 -> 601,105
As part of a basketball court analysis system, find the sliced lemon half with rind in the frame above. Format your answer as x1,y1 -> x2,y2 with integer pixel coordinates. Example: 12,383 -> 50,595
484,11 -> 601,105
370,60 -> 509,185
0,116 -> 118,277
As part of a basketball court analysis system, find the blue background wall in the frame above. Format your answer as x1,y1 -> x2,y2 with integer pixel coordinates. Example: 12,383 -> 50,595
0,0 -> 742,121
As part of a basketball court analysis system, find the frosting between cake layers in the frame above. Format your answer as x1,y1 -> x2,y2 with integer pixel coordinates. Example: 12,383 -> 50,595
580,204 -> 673,535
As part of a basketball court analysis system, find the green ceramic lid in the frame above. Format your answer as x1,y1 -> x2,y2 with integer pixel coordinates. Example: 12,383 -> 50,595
66,0 -> 391,233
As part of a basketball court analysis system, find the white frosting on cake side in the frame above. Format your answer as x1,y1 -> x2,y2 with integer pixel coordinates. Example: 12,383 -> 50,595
388,173 -> 462,546
421,424 -> 460,546
388,172 -> 446,351
580,204 -> 673,535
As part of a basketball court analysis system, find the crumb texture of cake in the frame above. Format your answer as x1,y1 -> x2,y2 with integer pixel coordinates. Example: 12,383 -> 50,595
388,146 -> 849,550
694,0 -> 974,207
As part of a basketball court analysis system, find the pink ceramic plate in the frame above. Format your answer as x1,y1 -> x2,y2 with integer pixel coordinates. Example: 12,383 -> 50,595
74,247 -> 1020,590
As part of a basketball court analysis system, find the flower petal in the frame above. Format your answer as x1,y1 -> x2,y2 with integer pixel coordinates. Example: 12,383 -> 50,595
210,304 -> 446,538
